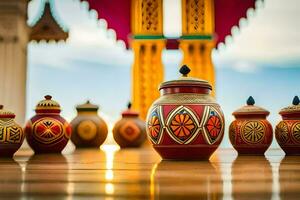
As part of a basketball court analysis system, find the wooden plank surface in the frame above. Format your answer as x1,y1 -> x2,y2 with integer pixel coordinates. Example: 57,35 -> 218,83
0,146 -> 299,199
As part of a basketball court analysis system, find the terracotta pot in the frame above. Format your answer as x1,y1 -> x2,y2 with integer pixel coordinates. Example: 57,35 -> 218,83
25,95 -> 72,154
0,105 -> 25,157
146,65 -> 225,160
113,103 -> 146,148
229,96 -> 273,155
275,96 -> 300,155
71,100 -> 108,148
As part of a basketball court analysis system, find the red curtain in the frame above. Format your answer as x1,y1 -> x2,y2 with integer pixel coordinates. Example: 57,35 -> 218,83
81,0 -> 256,49
81,0 -> 131,48
215,0 -> 256,45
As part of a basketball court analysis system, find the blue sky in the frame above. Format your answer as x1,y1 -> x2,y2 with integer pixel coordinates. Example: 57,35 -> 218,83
27,0 -> 300,147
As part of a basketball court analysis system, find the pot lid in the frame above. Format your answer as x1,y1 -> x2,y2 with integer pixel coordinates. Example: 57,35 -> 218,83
232,96 -> 270,117
159,65 -> 212,91
279,96 -> 300,115
122,102 -> 139,117
35,95 -> 61,112
76,100 -> 99,111
0,105 -> 15,119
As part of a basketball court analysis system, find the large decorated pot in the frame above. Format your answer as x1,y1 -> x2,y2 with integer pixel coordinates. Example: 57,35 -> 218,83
25,95 -> 72,154
0,105 -> 25,157
146,65 -> 225,160
113,103 -> 146,148
229,96 -> 273,155
275,96 -> 300,155
71,100 -> 108,148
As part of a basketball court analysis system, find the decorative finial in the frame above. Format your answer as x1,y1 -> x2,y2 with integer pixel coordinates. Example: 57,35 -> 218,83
293,96 -> 300,105
247,96 -> 255,106
45,95 -> 52,100
179,65 -> 191,77
127,102 -> 132,109
0,105 -> 3,109
86,100 -> 91,104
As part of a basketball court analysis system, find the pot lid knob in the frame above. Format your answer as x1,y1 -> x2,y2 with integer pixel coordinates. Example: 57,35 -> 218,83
246,96 -> 255,106
179,65 -> 191,77
293,96 -> 300,106
127,102 -> 132,109
45,95 -> 52,100
122,102 -> 139,117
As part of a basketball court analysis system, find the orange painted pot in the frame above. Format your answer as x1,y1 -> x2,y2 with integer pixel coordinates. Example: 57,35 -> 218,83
229,96 -> 273,155
25,95 -> 72,154
146,65 -> 225,160
0,105 -> 25,157
113,103 -> 146,148
71,100 -> 108,148
275,96 -> 300,155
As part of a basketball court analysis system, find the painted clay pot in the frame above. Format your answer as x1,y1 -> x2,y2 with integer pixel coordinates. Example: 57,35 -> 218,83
71,100 -> 108,148
275,96 -> 300,155
25,95 -> 72,154
113,103 -> 146,148
229,96 -> 273,155
146,65 -> 225,160
0,105 -> 25,157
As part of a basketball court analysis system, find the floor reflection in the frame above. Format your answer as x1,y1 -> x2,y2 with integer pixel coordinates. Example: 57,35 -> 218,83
231,156 -> 273,200
6,147 -> 298,199
102,145 -> 119,197
24,154 -> 69,199
151,160 -> 223,199
279,156 -> 300,200
0,158 -> 22,198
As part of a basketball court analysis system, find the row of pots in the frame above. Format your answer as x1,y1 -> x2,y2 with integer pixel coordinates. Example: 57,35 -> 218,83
0,65 -> 299,159
0,96 -> 147,157
145,65 -> 300,159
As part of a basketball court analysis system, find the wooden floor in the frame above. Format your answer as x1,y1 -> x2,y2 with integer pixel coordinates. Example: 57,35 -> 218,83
0,146 -> 299,199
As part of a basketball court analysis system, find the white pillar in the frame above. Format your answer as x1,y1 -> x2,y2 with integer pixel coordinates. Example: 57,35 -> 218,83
0,0 -> 29,124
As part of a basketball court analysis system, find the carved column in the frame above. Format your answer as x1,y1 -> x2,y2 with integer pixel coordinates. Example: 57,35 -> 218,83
131,0 -> 165,119
180,0 -> 216,94
0,0 -> 29,124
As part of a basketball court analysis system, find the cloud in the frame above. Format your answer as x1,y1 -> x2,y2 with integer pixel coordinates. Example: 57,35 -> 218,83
231,61 -> 258,73
215,0 -> 300,63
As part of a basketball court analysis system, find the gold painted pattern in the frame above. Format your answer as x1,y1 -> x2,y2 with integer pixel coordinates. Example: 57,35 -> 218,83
241,121 -> 265,144
32,118 -> 64,144
275,121 -> 289,144
77,120 -> 97,141
292,122 -> 300,143
0,119 -> 23,144
152,93 -> 216,105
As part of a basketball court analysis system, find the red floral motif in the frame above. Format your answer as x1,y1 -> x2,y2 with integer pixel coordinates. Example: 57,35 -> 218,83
206,115 -> 222,139
170,112 -> 196,141
148,115 -> 161,139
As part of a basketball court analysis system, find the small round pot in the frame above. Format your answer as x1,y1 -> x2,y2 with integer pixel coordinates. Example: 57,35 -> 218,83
71,100 -> 108,148
25,95 -> 72,154
146,65 -> 225,160
113,103 -> 146,148
0,105 -> 25,157
229,96 -> 273,155
275,96 -> 300,155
